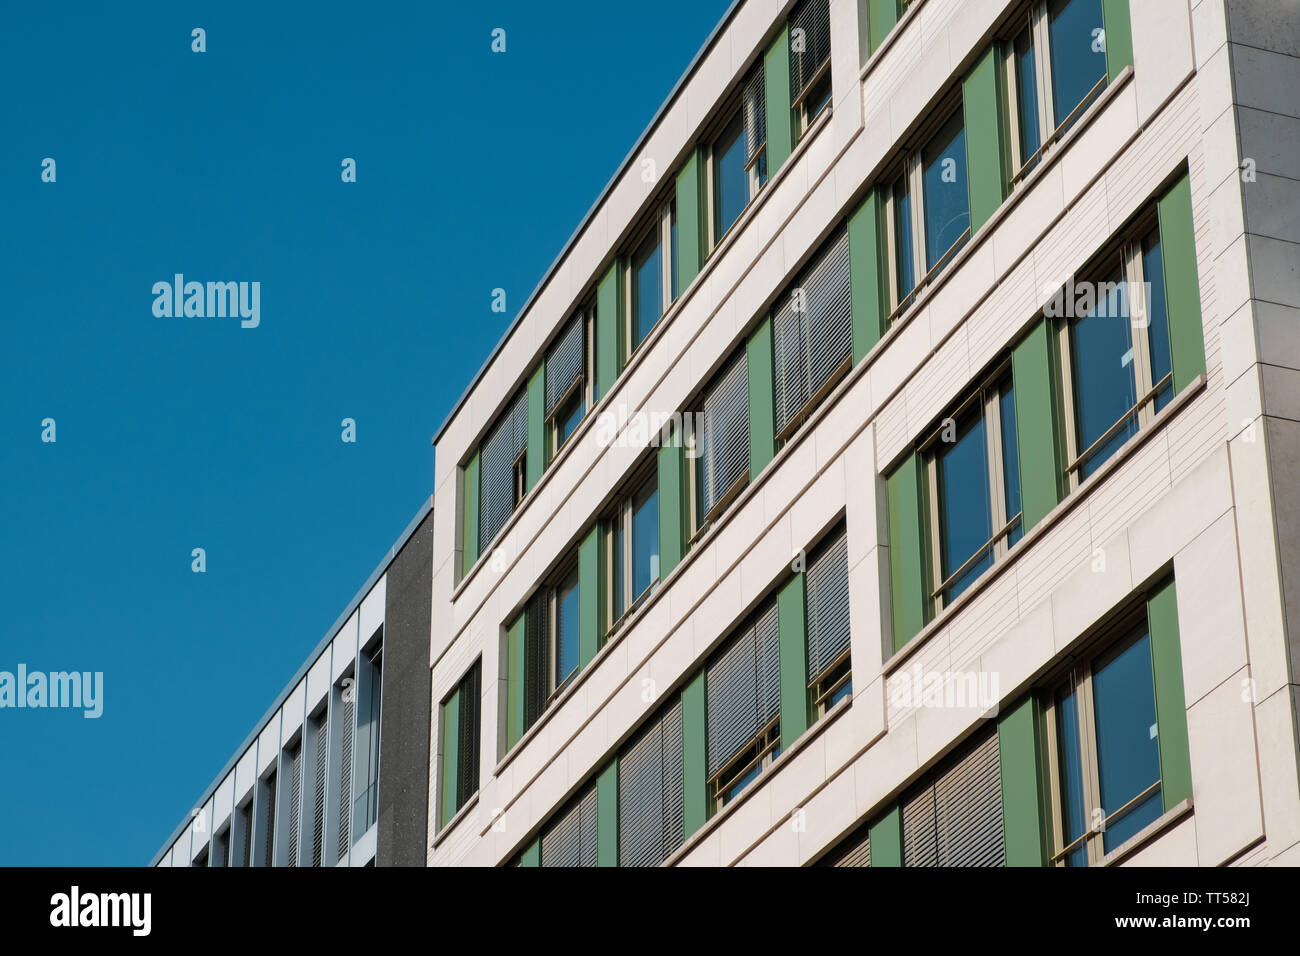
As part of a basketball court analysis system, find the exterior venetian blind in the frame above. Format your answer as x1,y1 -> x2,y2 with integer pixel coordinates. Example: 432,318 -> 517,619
540,784 -> 599,867
826,821 -> 872,867
545,315 -> 585,417
337,692 -> 354,862
312,714 -> 328,867
806,525 -> 851,683
618,697 -> 685,867
457,664 -> 481,808
238,804 -> 252,867
706,599 -> 781,778
902,728 -> 1005,867
479,390 -> 529,550
743,64 -> 766,168
262,772 -> 276,867
789,0 -> 832,103
773,228 -> 852,436
286,744 -> 302,867
699,351 -> 750,519
524,590 -> 549,732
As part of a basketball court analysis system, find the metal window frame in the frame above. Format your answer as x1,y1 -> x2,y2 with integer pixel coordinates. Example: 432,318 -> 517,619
604,467 -> 661,638
1043,612 -> 1161,866
921,362 -> 1021,613
704,103 -> 764,254
546,309 -> 596,460
794,59 -> 833,134
545,561 -> 582,708
810,649 -> 852,716
624,198 -> 677,362
708,717 -> 781,810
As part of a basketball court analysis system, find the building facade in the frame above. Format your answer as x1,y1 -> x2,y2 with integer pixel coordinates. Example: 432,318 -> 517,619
428,0 -> 1300,868
152,501 -> 434,867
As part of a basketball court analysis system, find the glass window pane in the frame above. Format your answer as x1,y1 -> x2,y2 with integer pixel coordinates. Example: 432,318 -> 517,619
894,178 -> 916,300
1014,27 -> 1042,165
999,385 -> 1023,546
1056,685 -> 1090,867
612,522 -> 626,622
936,412 -> 993,602
1092,630 -> 1162,852
1070,269 -> 1138,478
1141,232 -> 1173,413
1047,0 -> 1107,128
556,571 -> 580,686
631,480 -> 659,600
557,391 -> 584,448
632,229 -> 663,348
714,112 -> 748,242
670,202 -> 679,301
922,111 -> 970,271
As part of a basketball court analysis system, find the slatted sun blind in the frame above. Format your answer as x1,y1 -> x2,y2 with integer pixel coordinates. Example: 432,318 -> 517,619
773,228 -> 852,436
238,804 -> 252,867
524,589 -> 549,731
706,599 -> 781,778
743,64 -> 767,170
699,351 -> 750,520
287,743 -> 302,867
479,390 -> 529,550
805,525 -> 851,684
457,664 -> 481,809
262,772 -> 276,867
902,728 -> 1005,866
336,692 -> 354,862
789,0 -> 832,104
312,713 -> 328,866
829,822 -> 871,867
618,697 -> 685,867
545,315 -> 585,416
540,783 -> 600,867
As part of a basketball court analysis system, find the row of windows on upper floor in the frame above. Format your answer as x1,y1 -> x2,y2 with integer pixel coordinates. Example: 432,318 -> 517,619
434,153 -> 1205,851
455,0 -> 1137,586
175,638 -> 384,868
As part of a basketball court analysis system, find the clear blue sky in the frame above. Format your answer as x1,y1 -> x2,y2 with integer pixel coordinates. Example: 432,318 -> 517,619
0,0 -> 731,865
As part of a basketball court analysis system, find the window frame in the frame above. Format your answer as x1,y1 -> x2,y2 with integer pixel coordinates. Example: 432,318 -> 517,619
545,308 -> 596,461
625,198 -> 677,361
704,97 -> 766,253
921,361 -> 1022,614
709,718 -> 781,811
545,560 -> 582,708
1054,210 -> 1169,491
1042,608 -> 1162,867
603,465 -> 661,638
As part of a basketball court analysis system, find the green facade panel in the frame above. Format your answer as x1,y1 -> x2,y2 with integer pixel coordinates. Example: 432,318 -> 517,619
1148,577 -> 1193,810
439,689 -> 461,828
998,697 -> 1048,866
747,318 -> 776,475
1102,0 -> 1134,82
596,260 -> 623,399
868,0 -> 902,55
526,362 -> 545,490
658,441 -> 687,577
520,838 -> 540,867
579,525 -> 601,668
507,612 -> 527,749
963,45 -> 1007,233
868,804 -> 903,867
849,189 -> 886,362
682,674 -> 708,835
778,573 -> 810,746
1157,173 -> 1208,392
763,27 -> 794,173
461,452 -> 480,579
676,151 -> 705,290
597,762 -> 619,867
887,454 -> 926,653
1012,319 -> 1063,532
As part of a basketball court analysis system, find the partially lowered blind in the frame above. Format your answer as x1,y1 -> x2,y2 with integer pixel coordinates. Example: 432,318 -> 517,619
706,599 -> 781,778
773,228 -> 852,436
618,697 -> 685,867
545,315 -> 585,416
806,525 -> 851,683
312,714 -> 328,867
699,351 -> 750,520
743,64 -> 766,169
541,783 -> 599,867
789,0 -> 832,103
337,693 -> 354,862
902,728 -> 1005,867
479,390 -> 528,549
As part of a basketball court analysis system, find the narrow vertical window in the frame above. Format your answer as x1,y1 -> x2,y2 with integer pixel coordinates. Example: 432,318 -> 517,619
920,110 -> 969,271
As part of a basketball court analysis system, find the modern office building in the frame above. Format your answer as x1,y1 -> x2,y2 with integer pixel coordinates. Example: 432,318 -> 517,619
427,0 -> 1300,868
152,500 -> 434,867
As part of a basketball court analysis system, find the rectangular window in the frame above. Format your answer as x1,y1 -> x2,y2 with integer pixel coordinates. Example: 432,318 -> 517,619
790,0 -> 833,136
553,564 -> 581,699
885,106 -> 969,317
478,390 -> 529,552
1046,616 -> 1164,866
260,770 -> 276,867
1056,219 -> 1173,484
354,640 -> 382,837
924,367 -> 1022,611
902,727 -> 1005,866
310,706 -> 328,867
545,311 -> 593,458
439,661 -> 482,828
1004,0 -> 1108,182
285,739 -> 302,867
806,525 -> 852,716
628,199 -> 677,354
706,599 -> 781,810
772,227 -> 853,442
618,697 -> 685,867
333,675 -> 355,862
517,555 -> 582,737
540,783 -> 599,867
709,66 -> 769,250
234,801 -> 252,867
607,471 -> 660,632
690,351 -> 750,535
